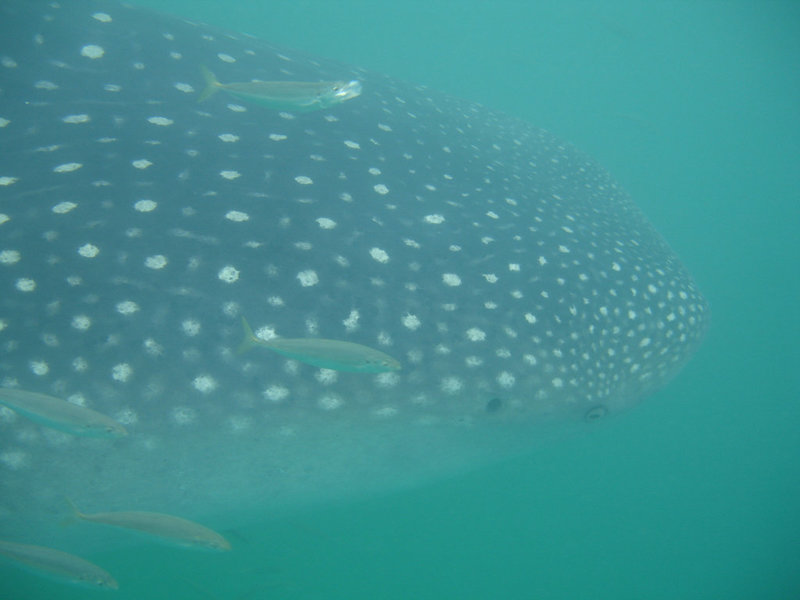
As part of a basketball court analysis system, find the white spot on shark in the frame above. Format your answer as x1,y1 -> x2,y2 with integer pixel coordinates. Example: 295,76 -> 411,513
144,255 -> 167,269
112,363 -> 133,382
0,250 -> 20,265
80,45 -> 105,59
225,211 -> 249,222
442,273 -> 461,286
116,301 -> 140,315
62,114 -> 90,124
369,248 -> 389,263
134,200 -> 157,212
192,375 -> 217,394
77,244 -> 99,258
465,328 -> 486,342
402,314 -> 421,331
218,266 -> 240,283
147,116 -> 173,126
296,270 -> 319,287
53,163 -> 82,173
71,315 -> 91,331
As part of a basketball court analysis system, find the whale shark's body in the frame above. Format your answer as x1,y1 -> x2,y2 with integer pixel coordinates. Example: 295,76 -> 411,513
0,0 -> 708,550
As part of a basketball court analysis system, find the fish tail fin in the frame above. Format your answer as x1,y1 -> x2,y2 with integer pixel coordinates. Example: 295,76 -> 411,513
238,317 -> 260,354
61,497 -> 83,526
198,65 -> 220,102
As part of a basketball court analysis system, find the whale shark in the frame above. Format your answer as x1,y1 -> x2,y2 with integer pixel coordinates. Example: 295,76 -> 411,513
0,0 -> 708,552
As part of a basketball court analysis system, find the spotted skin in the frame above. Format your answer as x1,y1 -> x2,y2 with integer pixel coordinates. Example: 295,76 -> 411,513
0,0 -> 708,550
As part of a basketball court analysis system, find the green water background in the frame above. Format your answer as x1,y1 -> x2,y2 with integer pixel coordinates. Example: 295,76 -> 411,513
9,1 -> 798,598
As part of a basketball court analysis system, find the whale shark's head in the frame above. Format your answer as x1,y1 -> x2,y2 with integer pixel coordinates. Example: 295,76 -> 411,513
0,0 -> 708,550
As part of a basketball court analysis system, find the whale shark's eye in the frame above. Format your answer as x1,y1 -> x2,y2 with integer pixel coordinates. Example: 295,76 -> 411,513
485,397 -> 503,413
584,405 -> 608,422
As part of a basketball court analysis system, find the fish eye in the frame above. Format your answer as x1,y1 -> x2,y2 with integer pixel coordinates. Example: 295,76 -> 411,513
106,424 -> 125,435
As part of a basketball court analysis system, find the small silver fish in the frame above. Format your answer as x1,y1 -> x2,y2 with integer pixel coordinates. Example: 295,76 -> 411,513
198,65 -> 362,111
0,388 -> 128,438
239,317 -> 401,373
66,500 -> 231,551
0,539 -> 118,589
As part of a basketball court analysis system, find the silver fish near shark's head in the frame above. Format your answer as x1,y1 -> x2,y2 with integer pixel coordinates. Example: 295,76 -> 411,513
197,64 -> 362,110
0,0 -> 707,550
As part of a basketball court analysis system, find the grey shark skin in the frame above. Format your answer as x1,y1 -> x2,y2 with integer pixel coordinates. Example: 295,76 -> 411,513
0,1 -> 707,549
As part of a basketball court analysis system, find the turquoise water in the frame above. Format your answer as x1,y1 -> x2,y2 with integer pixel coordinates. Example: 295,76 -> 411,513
5,1 -> 799,598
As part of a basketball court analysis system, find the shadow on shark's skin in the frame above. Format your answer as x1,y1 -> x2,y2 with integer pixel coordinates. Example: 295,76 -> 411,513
0,0 -> 708,555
